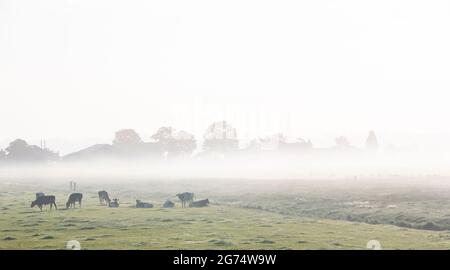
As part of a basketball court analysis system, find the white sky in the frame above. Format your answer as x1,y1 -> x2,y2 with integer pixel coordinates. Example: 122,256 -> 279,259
1,0 -> 450,154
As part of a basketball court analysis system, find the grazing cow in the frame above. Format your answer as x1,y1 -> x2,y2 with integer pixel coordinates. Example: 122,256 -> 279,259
108,198 -> 119,208
35,192 -> 45,200
31,195 -> 57,211
189,199 -> 210,208
163,200 -> 175,208
176,192 -> 195,208
98,191 -> 111,205
66,193 -> 83,209
136,200 -> 153,208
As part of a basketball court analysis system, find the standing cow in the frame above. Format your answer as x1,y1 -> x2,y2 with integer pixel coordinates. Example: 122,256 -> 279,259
66,193 -> 83,209
98,191 -> 111,205
176,192 -> 195,208
31,195 -> 57,211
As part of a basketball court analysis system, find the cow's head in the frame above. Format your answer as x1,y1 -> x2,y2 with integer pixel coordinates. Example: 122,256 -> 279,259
30,201 -> 36,208
66,202 -> 70,209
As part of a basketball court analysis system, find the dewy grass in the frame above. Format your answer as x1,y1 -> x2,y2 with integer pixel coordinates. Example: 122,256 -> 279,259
1,180 -> 450,250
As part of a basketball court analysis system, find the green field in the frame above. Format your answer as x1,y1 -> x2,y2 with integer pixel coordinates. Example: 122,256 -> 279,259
2,178 -> 450,250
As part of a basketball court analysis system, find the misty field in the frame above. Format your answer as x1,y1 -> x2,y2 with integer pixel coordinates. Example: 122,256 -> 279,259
2,177 -> 450,250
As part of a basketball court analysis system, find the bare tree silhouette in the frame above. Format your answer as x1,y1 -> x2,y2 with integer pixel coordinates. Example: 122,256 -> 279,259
151,126 -> 176,150
172,130 -> 197,158
203,121 -> 238,154
152,127 -> 196,158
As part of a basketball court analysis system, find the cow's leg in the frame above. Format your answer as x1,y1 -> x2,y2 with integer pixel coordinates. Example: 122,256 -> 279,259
54,203 -> 58,210
39,205 -> 42,211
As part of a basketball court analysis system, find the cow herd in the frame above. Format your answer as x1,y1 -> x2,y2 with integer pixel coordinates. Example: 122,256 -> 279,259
30,190 -> 210,211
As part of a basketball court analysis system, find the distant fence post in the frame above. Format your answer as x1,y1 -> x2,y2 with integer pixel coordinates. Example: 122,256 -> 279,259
69,181 -> 77,191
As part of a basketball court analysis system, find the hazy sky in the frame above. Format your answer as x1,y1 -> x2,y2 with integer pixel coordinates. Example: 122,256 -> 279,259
1,0 -> 450,154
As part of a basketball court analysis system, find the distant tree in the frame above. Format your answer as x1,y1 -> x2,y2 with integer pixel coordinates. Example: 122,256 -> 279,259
5,139 -> 59,162
271,133 -> 287,145
259,133 -> 286,151
151,127 -> 196,158
335,136 -> 350,147
5,139 -> 30,160
203,121 -> 238,153
113,129 -> 142,145
151,126 -> 176,149
172,130 -> 197,157
0,149 -> 6,162
365,130 -> 379,151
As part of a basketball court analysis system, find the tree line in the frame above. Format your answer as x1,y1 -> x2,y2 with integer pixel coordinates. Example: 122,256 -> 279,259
0,121 -> 379,163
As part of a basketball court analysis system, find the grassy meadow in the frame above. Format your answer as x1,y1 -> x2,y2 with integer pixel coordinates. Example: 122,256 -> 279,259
1,177 -> 450,250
